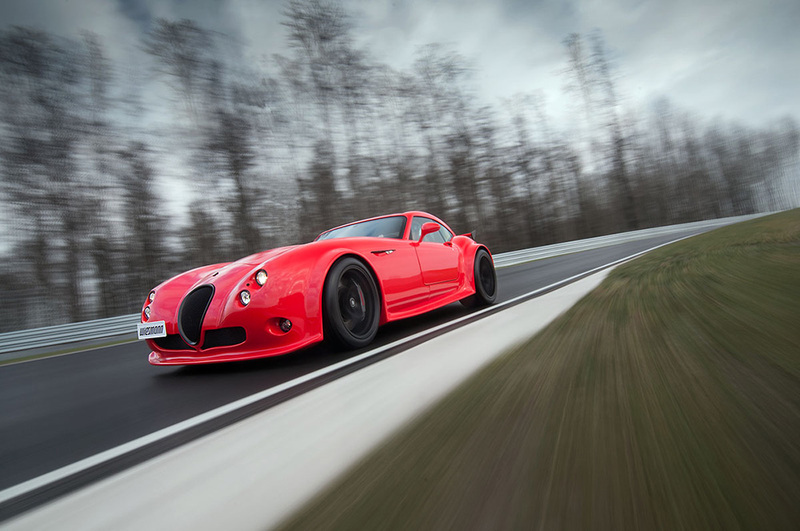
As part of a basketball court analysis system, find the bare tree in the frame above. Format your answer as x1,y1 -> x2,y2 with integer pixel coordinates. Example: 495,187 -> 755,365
143,19 -> 215,121
409,45 -> 471,223
0,27 -> 100,323
282,0 -> 352,138
562,32 -> 638,232
144,19 -> 270,258
589,33 -> 638,230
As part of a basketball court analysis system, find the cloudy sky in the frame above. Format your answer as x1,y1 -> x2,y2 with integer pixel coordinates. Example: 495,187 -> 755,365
2,0 -> 798,128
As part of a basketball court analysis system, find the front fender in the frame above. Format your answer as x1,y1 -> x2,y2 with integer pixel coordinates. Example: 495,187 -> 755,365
262,244 -> 389,342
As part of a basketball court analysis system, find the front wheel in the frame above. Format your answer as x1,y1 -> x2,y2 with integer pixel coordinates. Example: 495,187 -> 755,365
460,248 -> 497,308
323,257 -> 380,349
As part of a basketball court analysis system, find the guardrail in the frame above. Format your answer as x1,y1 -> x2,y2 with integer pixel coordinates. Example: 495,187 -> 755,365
0,213 -> 767,356
0,314 -> 140,355
492,214 -> 761,267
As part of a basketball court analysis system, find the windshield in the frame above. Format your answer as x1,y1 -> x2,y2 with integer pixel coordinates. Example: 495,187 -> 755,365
316,216 -> 407,241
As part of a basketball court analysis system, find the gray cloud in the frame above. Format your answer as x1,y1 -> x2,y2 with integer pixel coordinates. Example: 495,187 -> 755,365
1,0 -> 797,126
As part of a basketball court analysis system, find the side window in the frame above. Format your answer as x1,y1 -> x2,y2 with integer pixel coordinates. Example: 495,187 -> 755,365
411,216 -> 449,243
423,229 -> 445,244
409,216 -> 426,241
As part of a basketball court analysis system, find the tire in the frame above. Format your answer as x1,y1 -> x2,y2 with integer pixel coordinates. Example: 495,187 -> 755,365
460,248 -> 497,308
323,257 -> 380,349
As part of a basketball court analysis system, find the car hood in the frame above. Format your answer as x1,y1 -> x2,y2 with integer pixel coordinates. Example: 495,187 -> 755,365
236,245 -> 300,266
188,245 -> 302,293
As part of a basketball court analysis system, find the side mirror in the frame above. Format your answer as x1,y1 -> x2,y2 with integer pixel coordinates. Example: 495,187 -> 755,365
418,222 -> 440,242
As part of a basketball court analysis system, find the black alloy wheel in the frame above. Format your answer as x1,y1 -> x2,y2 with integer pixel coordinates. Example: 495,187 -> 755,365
461,248 -> 497,307
323,257 -> 380,349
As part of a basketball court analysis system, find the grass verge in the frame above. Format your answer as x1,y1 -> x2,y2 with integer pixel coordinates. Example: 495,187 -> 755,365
281,210 -> 800,531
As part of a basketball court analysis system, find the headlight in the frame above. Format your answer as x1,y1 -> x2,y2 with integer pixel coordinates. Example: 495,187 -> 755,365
239,290 -> 251,306
144,306 -> 151,320
148,290 -> 156,303
255,269 -> 268,286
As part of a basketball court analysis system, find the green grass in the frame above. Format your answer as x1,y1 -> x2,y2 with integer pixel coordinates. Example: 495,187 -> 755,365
280,210 -> 800,531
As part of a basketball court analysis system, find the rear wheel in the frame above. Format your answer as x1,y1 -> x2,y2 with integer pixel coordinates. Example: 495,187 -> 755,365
323,257 -> 380,349
460,248 -> 497,307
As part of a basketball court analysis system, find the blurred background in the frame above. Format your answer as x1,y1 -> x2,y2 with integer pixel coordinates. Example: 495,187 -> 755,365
0,0 -> 798,331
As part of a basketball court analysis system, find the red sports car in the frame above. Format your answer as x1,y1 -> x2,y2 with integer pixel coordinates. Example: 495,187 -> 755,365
138,211 -> 497,365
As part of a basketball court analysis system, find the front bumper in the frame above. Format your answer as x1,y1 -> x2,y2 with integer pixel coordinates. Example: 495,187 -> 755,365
147,330 -> 322,365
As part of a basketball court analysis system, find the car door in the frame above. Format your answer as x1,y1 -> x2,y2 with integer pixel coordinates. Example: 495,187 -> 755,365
356,217 -> 429,313
410,216 -> 460,289
370,242 -> 429,312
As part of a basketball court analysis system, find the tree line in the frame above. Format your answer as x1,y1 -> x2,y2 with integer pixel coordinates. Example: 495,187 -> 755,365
1,0 -> 798,331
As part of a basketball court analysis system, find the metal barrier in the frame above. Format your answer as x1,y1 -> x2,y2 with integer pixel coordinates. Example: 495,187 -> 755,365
492,214 -> 761,267
0,314 -> 140,355
0,213 -> 767,355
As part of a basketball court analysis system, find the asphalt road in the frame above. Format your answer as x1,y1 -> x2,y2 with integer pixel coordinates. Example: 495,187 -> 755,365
0,229 -> 709,494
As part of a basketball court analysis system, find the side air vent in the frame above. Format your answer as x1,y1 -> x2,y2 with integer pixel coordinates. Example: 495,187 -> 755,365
202,327 -> 246,349
178,285 -> 214,346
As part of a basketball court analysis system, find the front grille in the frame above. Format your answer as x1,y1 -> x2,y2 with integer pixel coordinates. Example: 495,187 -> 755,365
154,334 -> 193,351
179,285 -> 214,345
202,327 -> 246,349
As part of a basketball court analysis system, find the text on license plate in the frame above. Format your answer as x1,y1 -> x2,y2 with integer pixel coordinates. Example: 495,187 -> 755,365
137,321 -> 167,340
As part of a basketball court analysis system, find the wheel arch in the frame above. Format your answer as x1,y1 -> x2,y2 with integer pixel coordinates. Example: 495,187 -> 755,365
463,243 -> 493,289
320,252 -> 388,331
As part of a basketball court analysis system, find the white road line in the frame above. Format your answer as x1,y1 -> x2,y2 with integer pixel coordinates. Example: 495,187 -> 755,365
0,233 -> 694,508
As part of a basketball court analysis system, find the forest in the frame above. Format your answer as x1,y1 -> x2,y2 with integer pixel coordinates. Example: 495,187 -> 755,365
1,0 -> 798,331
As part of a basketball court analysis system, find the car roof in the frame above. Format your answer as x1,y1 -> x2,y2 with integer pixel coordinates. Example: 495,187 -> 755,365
320,211 -> 443,233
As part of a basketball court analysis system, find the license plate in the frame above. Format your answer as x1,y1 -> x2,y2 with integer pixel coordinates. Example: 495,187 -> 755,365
137,321 -> 167,340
